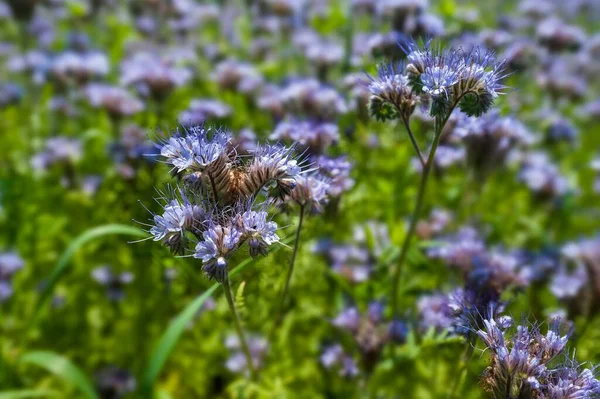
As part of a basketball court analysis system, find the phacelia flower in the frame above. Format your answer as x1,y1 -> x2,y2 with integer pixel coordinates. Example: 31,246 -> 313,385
157,125 -> 231,175
477,315 -> 587,399
401,39 -> 509,117
285,173 -> 330,214
239,209 -> 280,258
148,191 -> 207,255
146,123 -> 305,283
366,62 -> 417,121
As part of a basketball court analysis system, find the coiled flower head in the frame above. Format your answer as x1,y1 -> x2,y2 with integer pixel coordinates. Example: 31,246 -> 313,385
366,62 -> 418,121
400,39 -> 509,118
144,123 -> 307,282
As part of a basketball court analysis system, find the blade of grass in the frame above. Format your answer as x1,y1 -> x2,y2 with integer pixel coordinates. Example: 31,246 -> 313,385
0,390 -> 59,399
19,352 -> 98,399
33,224 -> 147,319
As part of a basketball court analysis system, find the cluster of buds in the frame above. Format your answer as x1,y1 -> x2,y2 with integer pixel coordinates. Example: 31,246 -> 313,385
146,125 -> 306,282
367,39 -> 508,121
477,315 -> 600,398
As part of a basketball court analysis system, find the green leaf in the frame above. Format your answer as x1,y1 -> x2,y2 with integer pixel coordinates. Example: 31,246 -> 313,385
141,240 -> 291,396
0,390 -> 59,399
140,283 -> 220,397
235,281 -> 247,321
19,352 -> 98,399
34,224 -> 147,319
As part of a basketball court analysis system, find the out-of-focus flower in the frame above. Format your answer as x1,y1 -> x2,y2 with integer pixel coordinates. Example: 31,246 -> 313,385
85,84 -> 144,119
91,266 -> 134,302
279,78 -> 348,120
427,226 -> 486,272
31,137 -> 83,172
212,60 -> 264,94
454,110 -> 535,179
0,83 -> 23,108
591,156 -> 600,193
545,116 -> 579,144
416,208 -> 453,239
312,155 -> 354,197
50,51 -> 110,85
537,58 -> 587,101
271,120 -> 339,154
315,222 -> 388,284
121,52 -> 192,101
110,124 -> 158,179
0,252 -> 24,302
95,367 -> 137,399
225,334 -> 268,375
536,17 -> 586,52
518,151 -> 570,200
178,99 -> 232,126
320,344 -> 359,378
551,236 -> 600,318
7,50 -> 51,84
82,175 -> 103,196
417,293 -> 454,332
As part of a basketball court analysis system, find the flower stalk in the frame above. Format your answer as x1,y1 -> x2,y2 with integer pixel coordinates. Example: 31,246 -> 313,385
269,205 -> 306,340
390,115 -> 445,316
222,275 -> 257,381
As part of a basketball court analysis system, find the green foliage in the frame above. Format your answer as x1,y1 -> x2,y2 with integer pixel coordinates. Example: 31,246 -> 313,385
33,224 -> 147,321
19,352 -> 98,399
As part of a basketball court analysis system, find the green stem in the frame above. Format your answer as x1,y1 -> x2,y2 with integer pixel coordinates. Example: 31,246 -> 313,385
269,205 -> 306,340
448,341 -> 475,399
222,276 -> 257,381
402,115 -> 425,168
390,116 -> 444,316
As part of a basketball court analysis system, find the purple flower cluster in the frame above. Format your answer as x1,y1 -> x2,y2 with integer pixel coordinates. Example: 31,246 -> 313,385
315,222 -> 390,284
368,40 -> 508,121
329,301 -> 408,373
147,125 -> 314,282
477,315 -> 600,398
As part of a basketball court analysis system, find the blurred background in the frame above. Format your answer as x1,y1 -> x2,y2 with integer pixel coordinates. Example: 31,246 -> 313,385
0,0 -> 599,398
